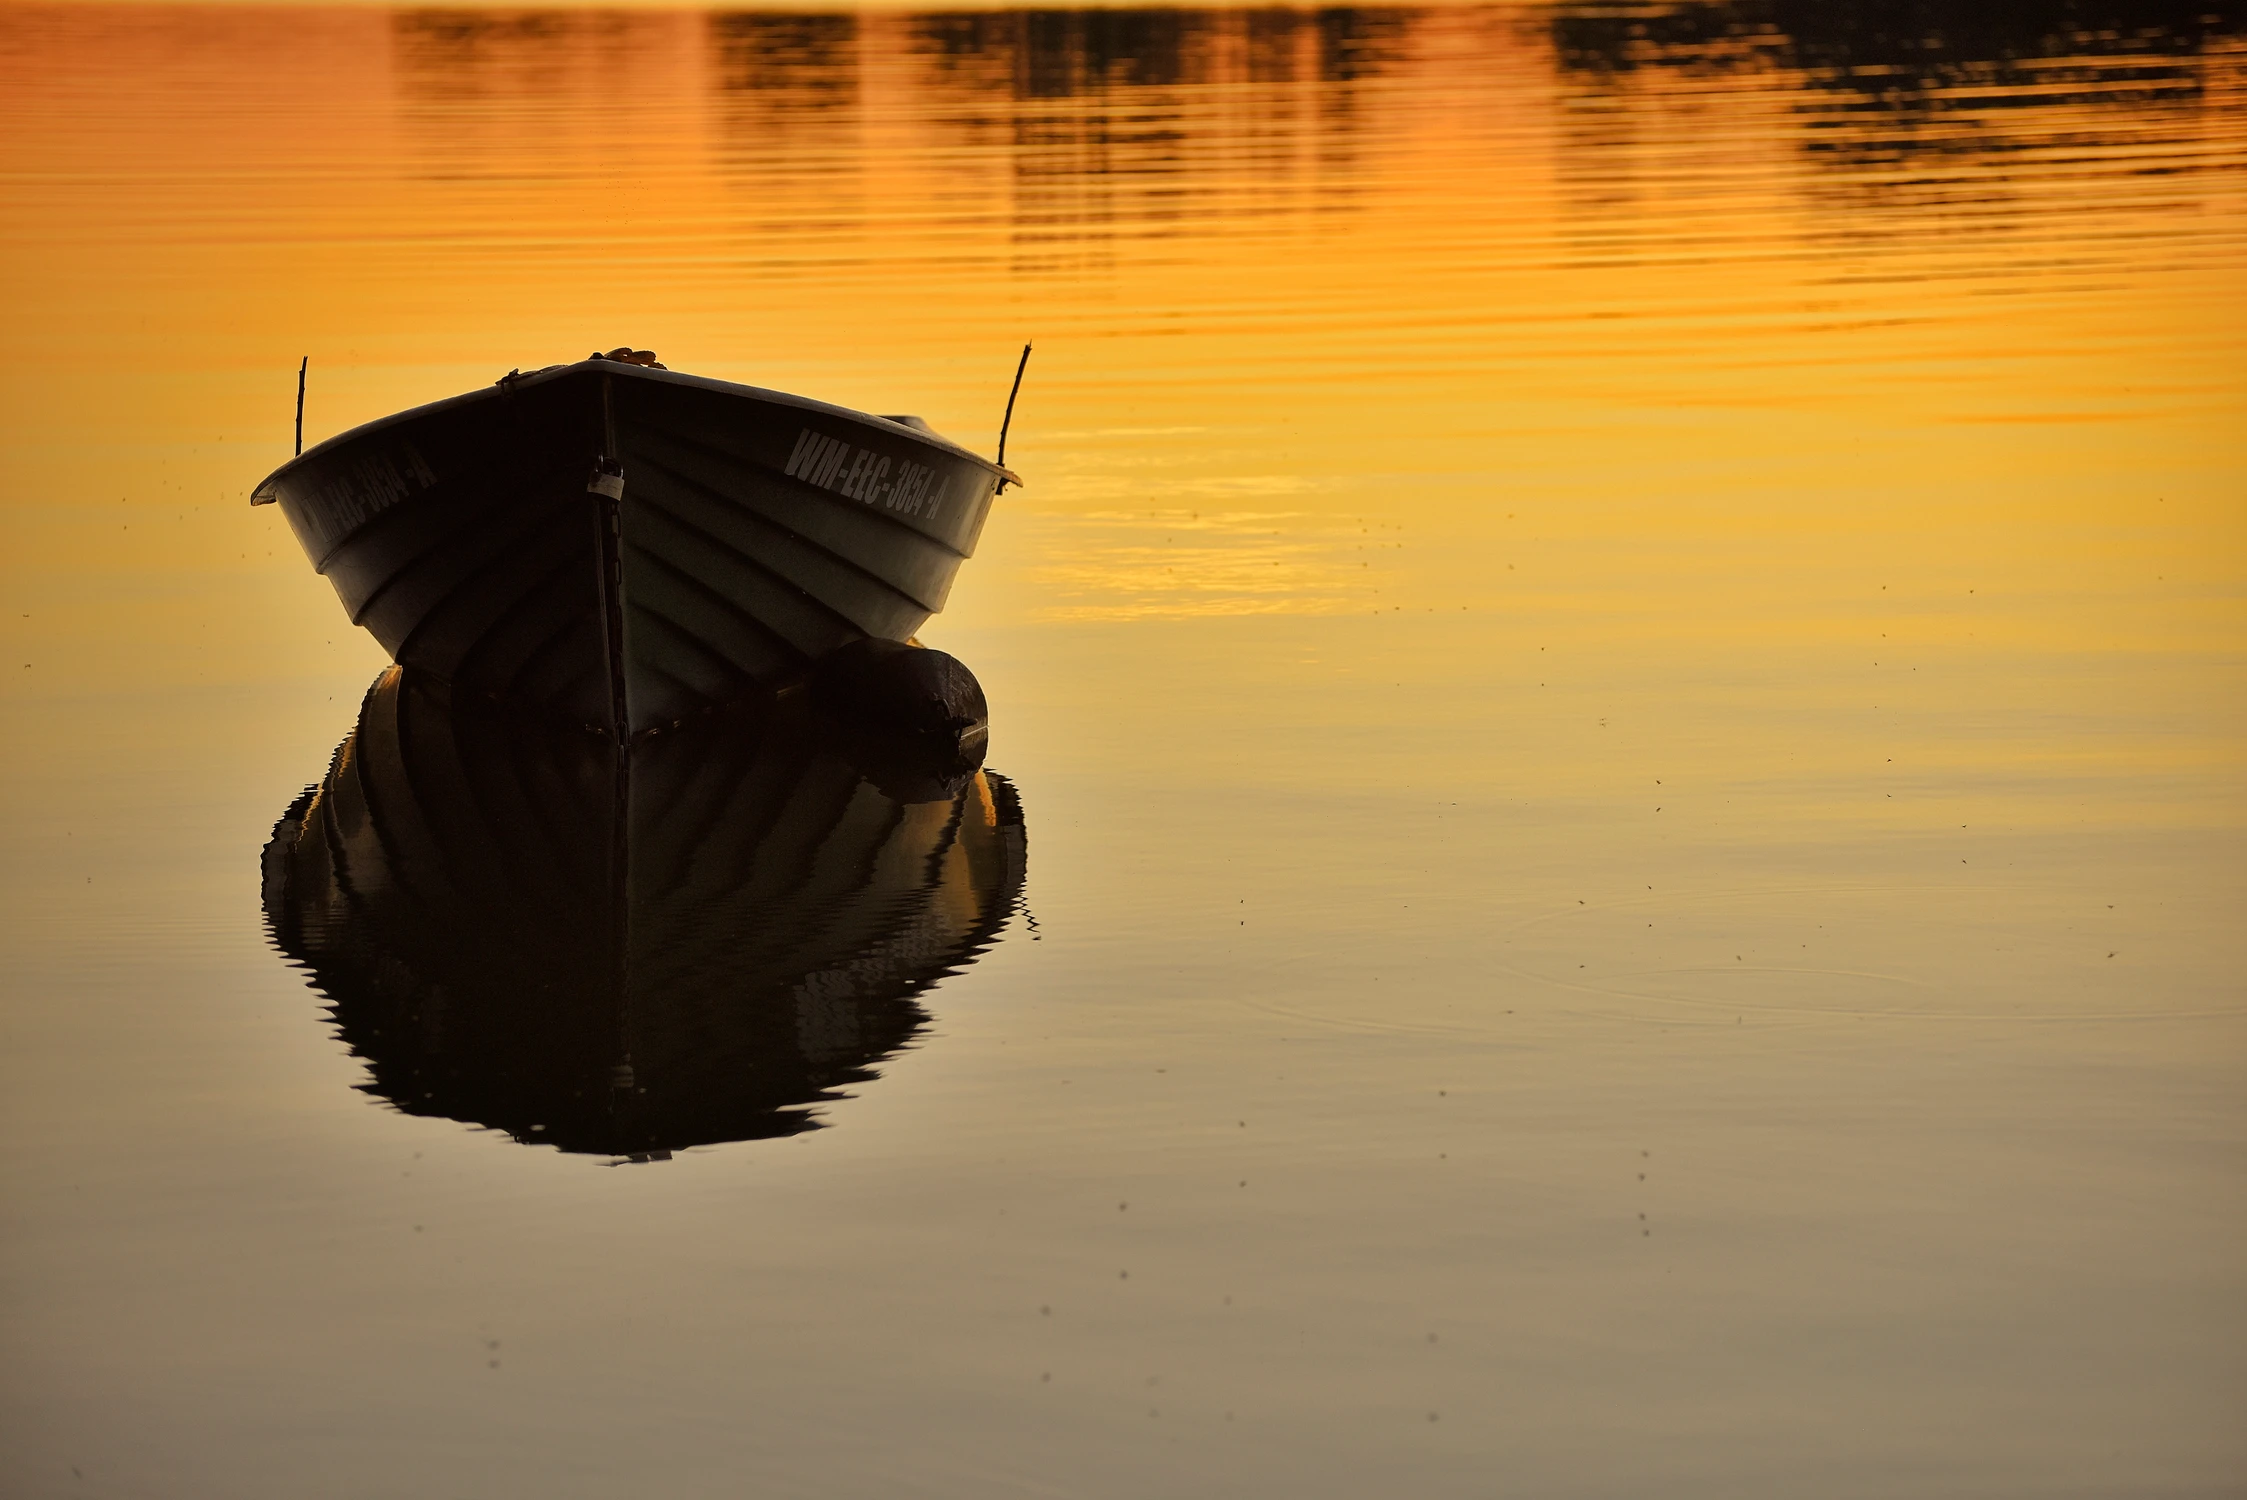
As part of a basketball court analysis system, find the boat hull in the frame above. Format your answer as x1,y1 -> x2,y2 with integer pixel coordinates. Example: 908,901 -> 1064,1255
253,362 -> 1009,735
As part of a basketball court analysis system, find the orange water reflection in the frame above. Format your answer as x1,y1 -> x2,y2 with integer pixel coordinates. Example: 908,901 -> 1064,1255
0,5 -> 2242,1496
1,6 -> 2239,674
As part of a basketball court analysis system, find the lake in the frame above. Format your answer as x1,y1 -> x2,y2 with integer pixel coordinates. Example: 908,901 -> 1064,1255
1,3 -> 2242,1495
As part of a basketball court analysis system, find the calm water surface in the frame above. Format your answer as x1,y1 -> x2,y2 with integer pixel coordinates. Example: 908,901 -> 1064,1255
2,3 -> 2243,1495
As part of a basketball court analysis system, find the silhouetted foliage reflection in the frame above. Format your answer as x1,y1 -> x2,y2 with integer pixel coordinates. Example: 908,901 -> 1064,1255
1552,0 -> 2239,122
1553,0 -> 2237,70
262,668 -> 1027,1161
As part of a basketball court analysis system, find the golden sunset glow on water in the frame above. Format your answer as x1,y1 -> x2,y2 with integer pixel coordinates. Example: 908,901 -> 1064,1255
2,5 -> 2243,1496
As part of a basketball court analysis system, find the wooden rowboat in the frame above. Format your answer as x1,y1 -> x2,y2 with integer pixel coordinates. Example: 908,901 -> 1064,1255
251,354 -> 1017,738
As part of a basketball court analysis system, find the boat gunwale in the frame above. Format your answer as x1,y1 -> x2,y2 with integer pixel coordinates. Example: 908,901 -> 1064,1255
249,359 -> 1021,505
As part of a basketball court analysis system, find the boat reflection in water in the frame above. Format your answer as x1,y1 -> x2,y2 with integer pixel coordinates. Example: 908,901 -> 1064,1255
262,666 -> 1027,1161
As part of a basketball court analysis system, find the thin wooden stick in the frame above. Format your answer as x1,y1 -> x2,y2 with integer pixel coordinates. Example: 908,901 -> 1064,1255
295,357 -> 308,457
996,343 -> 1031,489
